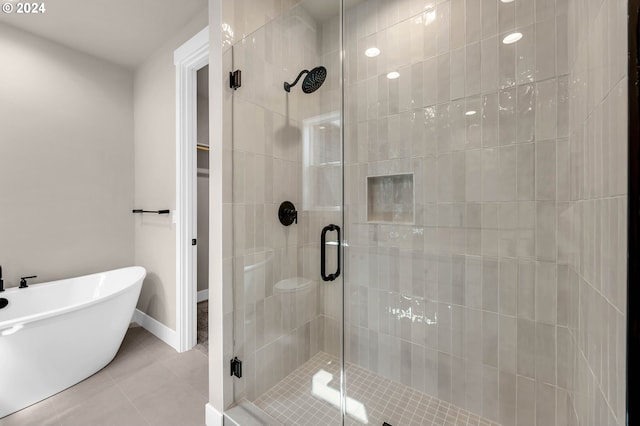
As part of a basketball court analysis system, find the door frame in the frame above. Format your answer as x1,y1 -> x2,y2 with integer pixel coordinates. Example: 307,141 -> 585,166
175,26 -> 209,353
628,0 -> 639,422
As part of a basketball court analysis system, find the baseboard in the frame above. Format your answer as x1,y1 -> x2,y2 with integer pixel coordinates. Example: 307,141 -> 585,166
198,289 -> 209,303
205,403 -> 223,426
132,309 -> 179,351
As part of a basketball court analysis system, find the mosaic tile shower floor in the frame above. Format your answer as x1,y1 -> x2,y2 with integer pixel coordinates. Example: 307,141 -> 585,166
254,352 -> 500,426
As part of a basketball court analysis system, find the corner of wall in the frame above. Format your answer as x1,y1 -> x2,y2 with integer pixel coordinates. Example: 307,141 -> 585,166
208,0 -> 227,417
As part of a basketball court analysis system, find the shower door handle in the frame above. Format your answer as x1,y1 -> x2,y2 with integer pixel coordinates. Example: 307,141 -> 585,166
320,224 -> 341,282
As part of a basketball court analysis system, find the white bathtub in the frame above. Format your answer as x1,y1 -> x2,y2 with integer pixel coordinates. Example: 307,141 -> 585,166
0,266 -> 145,418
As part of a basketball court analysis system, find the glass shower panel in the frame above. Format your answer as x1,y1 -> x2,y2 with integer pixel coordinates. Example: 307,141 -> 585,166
343,0 -> 569,425
228,1 -> 344,424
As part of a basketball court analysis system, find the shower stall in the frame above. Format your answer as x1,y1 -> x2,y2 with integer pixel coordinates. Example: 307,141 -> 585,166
221,0 -> 628,425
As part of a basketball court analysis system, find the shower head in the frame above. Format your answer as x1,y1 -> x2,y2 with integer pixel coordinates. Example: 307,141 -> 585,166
284,66 -> 327,93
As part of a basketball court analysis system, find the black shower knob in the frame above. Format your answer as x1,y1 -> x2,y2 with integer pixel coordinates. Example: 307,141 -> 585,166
278,201 -> 298,226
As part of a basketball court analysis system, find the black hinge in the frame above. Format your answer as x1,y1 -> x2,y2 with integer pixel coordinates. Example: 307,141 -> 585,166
230,70 -> 241,90
192,239 -> 197,246
230,357 -> 242,378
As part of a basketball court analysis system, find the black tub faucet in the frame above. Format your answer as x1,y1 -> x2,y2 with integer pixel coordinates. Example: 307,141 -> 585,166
19,275 -> 37,289
0,265 -> 3,292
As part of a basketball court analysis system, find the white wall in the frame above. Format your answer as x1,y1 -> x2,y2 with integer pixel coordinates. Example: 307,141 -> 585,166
0,23 -> 134,287
134,10 -> 208,330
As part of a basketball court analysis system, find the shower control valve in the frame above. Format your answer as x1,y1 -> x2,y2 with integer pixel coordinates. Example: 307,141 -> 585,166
278,201 -> 298,226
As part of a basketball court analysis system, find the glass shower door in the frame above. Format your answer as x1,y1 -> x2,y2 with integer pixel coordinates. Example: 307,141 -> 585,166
342,0 -> 571,424
222,0 -> 606,424
228,1 -> 345,424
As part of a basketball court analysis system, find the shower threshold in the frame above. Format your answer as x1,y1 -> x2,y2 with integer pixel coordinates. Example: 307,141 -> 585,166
253,352 -> 501,426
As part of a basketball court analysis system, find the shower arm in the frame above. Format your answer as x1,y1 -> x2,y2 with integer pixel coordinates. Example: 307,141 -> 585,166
284,70 -> 309,92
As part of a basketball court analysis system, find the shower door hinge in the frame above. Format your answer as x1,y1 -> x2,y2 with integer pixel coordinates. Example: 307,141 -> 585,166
230,357 -> 242,378
192,239 -> 197,246
230,70 -> 241,90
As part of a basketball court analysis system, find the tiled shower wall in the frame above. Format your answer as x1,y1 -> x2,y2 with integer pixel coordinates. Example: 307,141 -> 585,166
565,0 -> 627,425
341,1 -> 575,424
224,2 -> 343,406
219,1 -> 630,425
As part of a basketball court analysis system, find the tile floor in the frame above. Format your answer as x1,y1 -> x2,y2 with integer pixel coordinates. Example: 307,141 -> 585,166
1,325 -> 208,426
254,352 -> 501,426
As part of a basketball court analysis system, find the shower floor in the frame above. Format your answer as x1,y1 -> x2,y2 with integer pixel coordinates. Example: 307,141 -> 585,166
254,352 -> 500,426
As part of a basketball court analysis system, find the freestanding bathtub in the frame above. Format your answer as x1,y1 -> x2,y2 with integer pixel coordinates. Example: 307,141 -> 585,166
0,266 -> 145,418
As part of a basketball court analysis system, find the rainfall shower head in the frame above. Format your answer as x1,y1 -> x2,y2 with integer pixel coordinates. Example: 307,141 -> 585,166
284,66 -> 327,93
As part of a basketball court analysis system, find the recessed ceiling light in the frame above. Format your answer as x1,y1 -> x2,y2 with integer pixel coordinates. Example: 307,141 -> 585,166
502,32 -> 523,44
500,0 -> 515,3
387,71 -> 400,79
465,110 -> 477,116
365,47 -> 380,57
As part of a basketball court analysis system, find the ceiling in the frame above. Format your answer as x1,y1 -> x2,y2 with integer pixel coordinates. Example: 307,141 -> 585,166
0,0 -> 207,68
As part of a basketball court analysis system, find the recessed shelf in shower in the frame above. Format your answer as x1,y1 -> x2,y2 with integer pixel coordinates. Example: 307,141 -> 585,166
366,173 -> 414,224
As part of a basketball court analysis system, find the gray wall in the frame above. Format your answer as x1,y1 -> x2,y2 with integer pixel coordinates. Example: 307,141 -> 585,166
566,0 -> 627,424
341,1 -> 570,423
222,1 -> 334,404
0,23 -> 134,287
133,11 -> 208,330
0,8 -> 212,338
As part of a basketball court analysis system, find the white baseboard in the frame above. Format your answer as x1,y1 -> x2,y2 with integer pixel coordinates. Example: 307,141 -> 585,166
205,403 -> 223,426
132,309 -> 179,351
198,289 -> 209,303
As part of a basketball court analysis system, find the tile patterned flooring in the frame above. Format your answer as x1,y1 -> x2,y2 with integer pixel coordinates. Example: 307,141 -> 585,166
4,320 -> 498,426
1,325 -> 208,426
254,352 -> 501,426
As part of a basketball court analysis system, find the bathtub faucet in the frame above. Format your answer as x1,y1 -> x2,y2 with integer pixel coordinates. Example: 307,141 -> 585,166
19,275 -> 37,289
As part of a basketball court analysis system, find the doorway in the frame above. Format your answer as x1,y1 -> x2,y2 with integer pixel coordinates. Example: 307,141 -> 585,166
175,26 -> 208,352
195,64 -> 210,352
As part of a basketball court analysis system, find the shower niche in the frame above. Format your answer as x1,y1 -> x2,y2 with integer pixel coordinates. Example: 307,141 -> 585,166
366,173 -> 414,224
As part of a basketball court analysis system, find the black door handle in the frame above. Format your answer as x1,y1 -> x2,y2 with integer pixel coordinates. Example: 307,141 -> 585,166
321,224 -> 340,281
